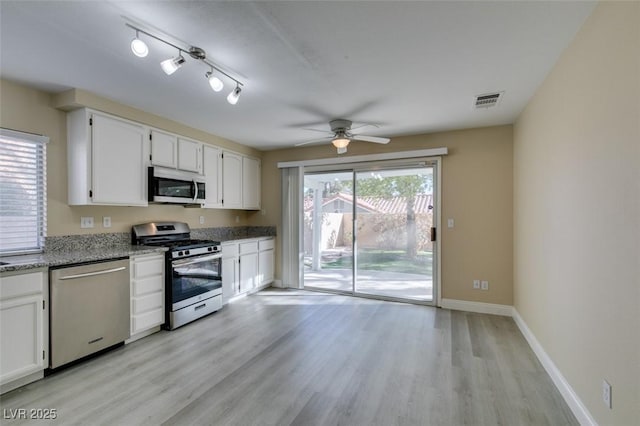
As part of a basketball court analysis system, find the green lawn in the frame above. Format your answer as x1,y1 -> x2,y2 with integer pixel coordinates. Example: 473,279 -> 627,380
321,249 -> 433,275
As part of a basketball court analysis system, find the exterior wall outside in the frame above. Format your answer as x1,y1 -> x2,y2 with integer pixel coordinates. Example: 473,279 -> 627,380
513,2 -> 640,423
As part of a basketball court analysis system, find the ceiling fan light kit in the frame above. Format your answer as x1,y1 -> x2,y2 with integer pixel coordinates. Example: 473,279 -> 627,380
125,22 -> 244,105
296,118 -> 391,154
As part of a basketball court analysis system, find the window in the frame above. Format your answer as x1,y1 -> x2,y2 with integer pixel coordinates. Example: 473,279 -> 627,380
0,128 -> 48,254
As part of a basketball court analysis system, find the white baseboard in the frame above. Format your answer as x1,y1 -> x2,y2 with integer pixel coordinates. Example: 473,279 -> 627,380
441,298 -> 513,316
512,309 -> 596,426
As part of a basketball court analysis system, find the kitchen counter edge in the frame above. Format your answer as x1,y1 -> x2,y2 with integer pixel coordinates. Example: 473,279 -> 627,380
0,246 -> 168,273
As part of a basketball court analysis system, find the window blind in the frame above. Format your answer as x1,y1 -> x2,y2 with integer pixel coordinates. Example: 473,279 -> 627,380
0,128 -> 48,254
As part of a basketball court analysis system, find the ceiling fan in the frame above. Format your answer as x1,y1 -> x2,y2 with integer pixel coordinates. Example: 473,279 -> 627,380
295,119 -> 390,154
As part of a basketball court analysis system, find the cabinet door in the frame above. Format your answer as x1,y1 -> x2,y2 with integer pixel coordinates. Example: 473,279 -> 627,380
258,249 -> 275,286
222,151 -> 243,209
91,113 -> 147,206
222,257 -> 238,303
150,130 -> 177,168
242,157 -> 261,210
203,145 -> 222,208
0,294 -> 44,383
239,252 -> 258,293
177,138 -> 202,173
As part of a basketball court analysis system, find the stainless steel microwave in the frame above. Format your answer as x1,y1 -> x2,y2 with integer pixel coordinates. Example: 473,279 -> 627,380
148,167 -> 205,205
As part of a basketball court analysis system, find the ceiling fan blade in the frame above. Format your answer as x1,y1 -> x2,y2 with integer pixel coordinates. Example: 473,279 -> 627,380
350,123 -> 380,132
295,137 -> 333,147
351,135 -> 390,144
301,128 -> 332,134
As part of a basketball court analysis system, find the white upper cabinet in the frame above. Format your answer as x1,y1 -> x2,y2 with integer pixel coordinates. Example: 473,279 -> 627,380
177,137 -> 202,174
222,151 -> 243,209
203,145 -> 222,208
67,109 -> 148,206
242,156 -> 261,210
150,130 -> 177,168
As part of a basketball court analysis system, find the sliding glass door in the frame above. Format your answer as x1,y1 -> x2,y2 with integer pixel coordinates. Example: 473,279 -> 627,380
354,167 -> 434,301
303,162 -> 436,304
303,171 -> 353,293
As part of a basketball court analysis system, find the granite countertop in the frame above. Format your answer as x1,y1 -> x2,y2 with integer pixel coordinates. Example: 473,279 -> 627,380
0,225 -> 275,274
218,235 -> 275,243
0,245 -> 166,273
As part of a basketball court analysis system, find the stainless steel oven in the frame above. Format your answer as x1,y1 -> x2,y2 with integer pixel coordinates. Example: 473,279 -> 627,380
132,222 -> 223,330
169,251 -> 222,328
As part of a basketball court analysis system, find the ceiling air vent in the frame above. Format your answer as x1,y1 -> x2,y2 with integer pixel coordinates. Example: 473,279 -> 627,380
474,92 -> 504,109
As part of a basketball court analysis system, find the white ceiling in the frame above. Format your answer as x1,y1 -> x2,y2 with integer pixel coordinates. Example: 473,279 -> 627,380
0,1 -> 595,151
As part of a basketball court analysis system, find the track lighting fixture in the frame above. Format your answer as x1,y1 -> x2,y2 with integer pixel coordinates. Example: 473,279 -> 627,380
205,69 -> 224,92
130,31 -> 148,58
126,21 -> 244,104
227,84 -> 242,105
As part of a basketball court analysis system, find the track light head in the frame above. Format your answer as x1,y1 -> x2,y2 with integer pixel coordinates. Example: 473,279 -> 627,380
130,32 -> 148,58
227,85 -> 242,105
161,54 -> 185,75
205,71 -> 224,92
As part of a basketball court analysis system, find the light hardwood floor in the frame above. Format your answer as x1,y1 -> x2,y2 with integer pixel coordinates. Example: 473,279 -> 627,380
0,289 -> 577,425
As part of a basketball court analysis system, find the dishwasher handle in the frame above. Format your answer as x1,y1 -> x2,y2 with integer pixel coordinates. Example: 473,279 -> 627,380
58,266 -> 127,281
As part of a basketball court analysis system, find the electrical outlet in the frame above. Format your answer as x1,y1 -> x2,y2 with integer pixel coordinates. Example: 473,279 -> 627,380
102,216 -> 111,228
473,280 -> 480,289
235,215 -> 240,223
602,380 -> 612,409
481,280 -> 489,290
199,216 -> 205,225
447,218 -> 454,228
80,217 -> 94,229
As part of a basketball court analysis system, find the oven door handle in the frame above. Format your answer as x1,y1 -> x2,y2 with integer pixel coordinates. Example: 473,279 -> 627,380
172,253 -> 222,267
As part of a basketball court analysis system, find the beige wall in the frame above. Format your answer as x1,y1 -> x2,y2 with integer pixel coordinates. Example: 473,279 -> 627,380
513,2 -> 640,424
0,79 -> 259,236
252,125 -> 513,305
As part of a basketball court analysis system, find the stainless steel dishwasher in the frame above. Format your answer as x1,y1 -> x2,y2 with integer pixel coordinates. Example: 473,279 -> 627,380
50,258 -> 130,369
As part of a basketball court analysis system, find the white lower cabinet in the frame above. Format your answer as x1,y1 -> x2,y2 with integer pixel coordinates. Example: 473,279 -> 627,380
258,238 -> 275,286
0,269 -> 47,393
129,254 -> 165,339
222,237 -> 274,303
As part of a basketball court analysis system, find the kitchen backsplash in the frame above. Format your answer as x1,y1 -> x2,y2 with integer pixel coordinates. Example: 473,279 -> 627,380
46,226 -> 276,252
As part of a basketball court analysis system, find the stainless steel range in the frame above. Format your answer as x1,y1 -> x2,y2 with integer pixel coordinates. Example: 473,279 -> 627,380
132,222 -> 222,329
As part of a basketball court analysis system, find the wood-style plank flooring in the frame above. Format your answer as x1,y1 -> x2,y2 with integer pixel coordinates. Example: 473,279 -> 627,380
0,289 -> 577,425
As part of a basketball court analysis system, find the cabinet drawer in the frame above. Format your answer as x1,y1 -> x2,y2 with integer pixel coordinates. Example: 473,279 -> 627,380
239,241 -> 259,254
132,292 -> 163,315
133,257 -> 164,279
132,309 -> 164,334
132,275 -> 164,296
0,272 -> 44,301
258,239 -> 274,251
222,243 -> 239,258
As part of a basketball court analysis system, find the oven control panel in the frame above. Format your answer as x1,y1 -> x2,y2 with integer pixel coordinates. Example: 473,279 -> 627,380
171,245 -> 221,259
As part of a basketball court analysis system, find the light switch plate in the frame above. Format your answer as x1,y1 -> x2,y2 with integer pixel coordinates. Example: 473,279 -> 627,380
473,280 -> 480,289
481,280 -> 489,290
447,218 -> 454,228
102,216 -> 111,228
